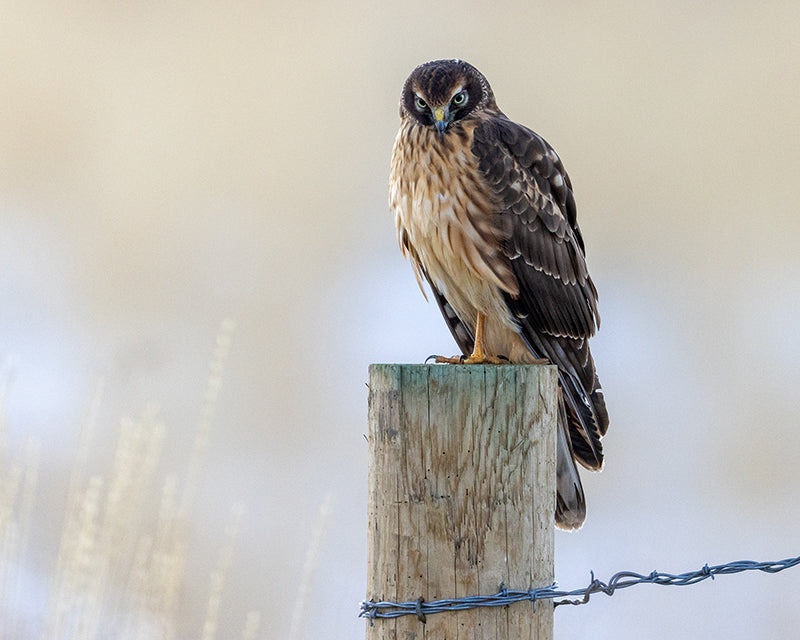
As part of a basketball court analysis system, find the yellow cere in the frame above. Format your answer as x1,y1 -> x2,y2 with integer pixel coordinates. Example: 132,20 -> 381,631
434,107 -> 445,121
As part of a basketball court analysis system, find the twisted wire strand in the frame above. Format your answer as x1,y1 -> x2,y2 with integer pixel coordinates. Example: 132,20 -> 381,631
360,555 -> 800,623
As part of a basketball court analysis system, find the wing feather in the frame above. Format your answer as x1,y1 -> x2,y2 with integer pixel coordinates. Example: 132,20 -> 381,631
472,114 -> 608,469
423,272 -> 475,356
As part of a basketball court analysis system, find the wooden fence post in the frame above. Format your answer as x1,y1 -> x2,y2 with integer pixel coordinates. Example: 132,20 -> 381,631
366,364 -> 557,639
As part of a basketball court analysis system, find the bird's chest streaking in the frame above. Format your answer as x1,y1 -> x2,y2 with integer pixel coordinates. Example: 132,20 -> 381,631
390,120 -> 525,355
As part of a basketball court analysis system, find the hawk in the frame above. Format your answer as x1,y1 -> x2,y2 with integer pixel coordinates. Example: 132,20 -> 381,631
390,59 -> 609,530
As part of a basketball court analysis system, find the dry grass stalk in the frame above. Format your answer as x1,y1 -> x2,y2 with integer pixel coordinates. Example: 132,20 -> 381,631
0,437 -> 39,637
202,502 -> 245,640
0,450 -> 23,601
288,493 -> 334,640
0,354 -> 39,636
241,611 -> 261,640
0,321 -> 279,639
180,318 -> 236,518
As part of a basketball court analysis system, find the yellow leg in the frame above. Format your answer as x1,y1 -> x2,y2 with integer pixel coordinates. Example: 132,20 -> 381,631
434,312 -> 506,365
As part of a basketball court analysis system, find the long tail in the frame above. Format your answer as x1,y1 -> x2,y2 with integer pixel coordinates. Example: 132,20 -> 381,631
555,388 -> 586,530
522,334 -> 608,529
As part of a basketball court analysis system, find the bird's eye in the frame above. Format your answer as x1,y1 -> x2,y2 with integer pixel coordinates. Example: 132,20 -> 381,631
415,97 -> 428,111
451,91 -> 467,107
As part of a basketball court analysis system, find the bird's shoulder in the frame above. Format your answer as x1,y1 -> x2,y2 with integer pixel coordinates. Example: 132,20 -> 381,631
466,112 -> 589,277
471,113 -> 579,235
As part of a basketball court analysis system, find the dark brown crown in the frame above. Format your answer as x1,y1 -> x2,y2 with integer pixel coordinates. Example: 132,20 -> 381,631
400,59 -> 497,124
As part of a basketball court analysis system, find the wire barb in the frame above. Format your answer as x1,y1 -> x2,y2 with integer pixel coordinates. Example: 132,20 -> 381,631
359,555 -> 800,623
414,597 -> 426,624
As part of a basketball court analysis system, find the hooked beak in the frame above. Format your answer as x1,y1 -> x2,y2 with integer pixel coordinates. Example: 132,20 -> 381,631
432,106 -> 450,138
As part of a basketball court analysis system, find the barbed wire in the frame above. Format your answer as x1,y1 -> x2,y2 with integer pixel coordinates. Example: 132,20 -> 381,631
360,555 -> 800,624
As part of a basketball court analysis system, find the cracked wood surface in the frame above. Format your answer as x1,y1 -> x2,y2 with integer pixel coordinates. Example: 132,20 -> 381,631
366,364 -> 556,639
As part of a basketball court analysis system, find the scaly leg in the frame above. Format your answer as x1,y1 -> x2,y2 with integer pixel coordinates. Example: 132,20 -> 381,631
434,312 -> 507,365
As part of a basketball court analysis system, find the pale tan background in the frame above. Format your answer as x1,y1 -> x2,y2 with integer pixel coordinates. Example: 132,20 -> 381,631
2,1 -> 800,638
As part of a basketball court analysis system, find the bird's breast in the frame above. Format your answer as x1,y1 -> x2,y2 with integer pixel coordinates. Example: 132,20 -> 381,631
390,121 -> 519,337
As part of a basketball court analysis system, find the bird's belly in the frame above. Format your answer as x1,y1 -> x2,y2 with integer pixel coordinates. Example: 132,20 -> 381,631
399,186 -> 509,317
396,180 -> 527,360
436,272 -> 534,363
435,264 -> 533,362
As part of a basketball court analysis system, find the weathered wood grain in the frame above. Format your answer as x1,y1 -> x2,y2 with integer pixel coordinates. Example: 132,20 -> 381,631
366,364 -> 556,639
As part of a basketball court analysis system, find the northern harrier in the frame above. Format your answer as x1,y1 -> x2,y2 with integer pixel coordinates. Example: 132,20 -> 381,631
390,59 -> 608,530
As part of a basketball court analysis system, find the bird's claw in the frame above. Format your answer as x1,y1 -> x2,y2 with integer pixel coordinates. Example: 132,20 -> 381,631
429,354 -> 465,364
431,354 -> 509,365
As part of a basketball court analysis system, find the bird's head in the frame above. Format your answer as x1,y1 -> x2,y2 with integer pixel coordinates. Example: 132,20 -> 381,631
399,59 -> 497,137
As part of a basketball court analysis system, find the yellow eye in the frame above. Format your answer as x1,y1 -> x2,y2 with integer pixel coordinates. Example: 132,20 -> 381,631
415,97 -> 428,111
452,91 -> 467,106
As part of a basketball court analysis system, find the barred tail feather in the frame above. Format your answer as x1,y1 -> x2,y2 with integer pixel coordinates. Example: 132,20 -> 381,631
560,369 -> 606,470
556,390 -> 586,530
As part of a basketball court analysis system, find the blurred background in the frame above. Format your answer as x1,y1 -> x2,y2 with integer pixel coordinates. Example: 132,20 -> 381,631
2,1 -> 800,638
